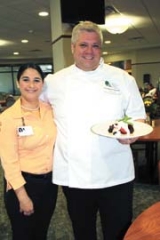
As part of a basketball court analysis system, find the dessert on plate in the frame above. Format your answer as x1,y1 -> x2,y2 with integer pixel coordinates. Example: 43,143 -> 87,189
108,116 -> 134,137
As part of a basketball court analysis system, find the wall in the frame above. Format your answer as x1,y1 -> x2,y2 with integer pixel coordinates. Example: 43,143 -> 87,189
1,45 -> 160,93
104,47 -> 160,89
132,48 -> 160,88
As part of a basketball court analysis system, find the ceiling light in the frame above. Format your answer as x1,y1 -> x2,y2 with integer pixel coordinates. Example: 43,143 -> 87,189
0,40 -> 7,46
105,40 -> 111,44
0,39 -> 12,46
21,39 -> 29,43
13,52 -> 19,55
29,30 -> 34,34
38,11 -> 49,17
105,13 -> 130,34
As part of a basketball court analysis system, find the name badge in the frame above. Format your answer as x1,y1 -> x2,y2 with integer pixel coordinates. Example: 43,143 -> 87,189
17,126 -> 34,136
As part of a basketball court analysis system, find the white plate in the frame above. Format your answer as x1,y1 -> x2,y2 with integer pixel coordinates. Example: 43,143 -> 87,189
91,121 -> 153,139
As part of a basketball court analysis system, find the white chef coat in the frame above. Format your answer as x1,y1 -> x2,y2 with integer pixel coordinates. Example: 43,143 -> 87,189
40,59 -> 146,189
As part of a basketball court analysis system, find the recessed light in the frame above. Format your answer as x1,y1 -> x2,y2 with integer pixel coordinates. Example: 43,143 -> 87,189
28,30 -> 34,34
102,52 -> 108,55
21,39 -> 29,43
13,52 -> 19,55
105,40 -> 111,44
38,11 -> 49,17
0,39 -> 12,46
0,40 -> 6,46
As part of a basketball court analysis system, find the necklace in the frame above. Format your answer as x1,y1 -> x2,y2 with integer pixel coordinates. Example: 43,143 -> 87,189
21,105 -> 40,111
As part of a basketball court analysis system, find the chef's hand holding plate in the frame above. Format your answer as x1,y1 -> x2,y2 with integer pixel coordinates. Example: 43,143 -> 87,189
118,137 -> 139,145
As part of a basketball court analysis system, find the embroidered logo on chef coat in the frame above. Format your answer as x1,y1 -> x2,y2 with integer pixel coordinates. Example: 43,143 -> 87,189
105,81 -> 112,87
103,80 -> 120,94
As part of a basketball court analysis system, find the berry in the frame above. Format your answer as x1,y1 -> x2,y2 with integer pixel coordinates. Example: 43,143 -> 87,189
120,127 -> 127,134
128,124 -> 134,133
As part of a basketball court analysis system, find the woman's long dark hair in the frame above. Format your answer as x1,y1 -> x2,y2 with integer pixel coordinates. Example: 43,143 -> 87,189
17,63 -> 44,82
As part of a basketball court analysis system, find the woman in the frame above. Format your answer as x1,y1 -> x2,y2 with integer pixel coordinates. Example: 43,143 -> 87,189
0,63 -> 57,240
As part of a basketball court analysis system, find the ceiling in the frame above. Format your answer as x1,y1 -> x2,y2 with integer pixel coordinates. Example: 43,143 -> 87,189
0,0 -> 51,61
102,0 -> 160,55
0,0 -> 160,61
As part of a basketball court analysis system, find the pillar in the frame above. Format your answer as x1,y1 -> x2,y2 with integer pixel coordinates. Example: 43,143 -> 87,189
49,0 -> 74,72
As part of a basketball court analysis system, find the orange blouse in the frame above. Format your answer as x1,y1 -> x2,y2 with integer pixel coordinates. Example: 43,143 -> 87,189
0,98 -> 56,190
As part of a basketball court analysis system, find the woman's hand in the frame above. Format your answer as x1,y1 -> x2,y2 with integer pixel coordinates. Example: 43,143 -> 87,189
19,196 -> 34,216
15,186 -> 34,216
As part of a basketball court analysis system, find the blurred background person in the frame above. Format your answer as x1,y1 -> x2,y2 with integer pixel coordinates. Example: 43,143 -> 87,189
144,82 -> 157,99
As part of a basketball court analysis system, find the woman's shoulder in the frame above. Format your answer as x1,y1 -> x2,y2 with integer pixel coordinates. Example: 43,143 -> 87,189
0,100 -> 20,121
39,100 -> 54,118
0,106 -> 16,129
0,104 -> 14,118
39,100 -> 52,109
